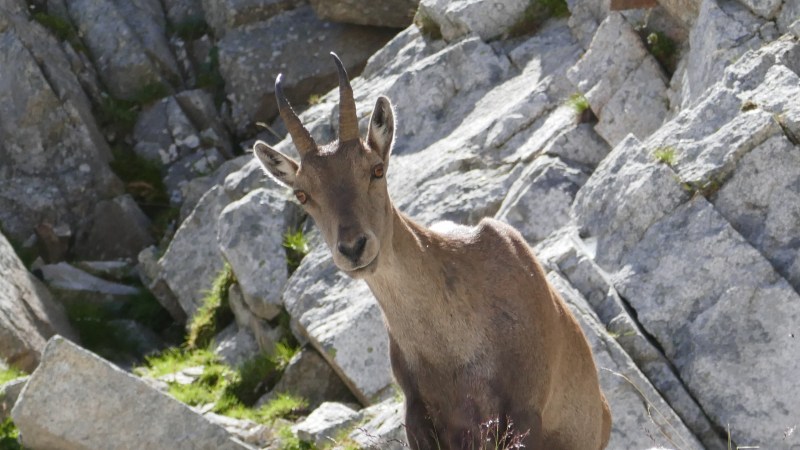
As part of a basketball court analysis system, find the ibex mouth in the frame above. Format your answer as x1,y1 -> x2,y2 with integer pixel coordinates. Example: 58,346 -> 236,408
344,253 -> 379,277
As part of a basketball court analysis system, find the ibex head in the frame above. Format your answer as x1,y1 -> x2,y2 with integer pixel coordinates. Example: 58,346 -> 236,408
254,53 -> 396,277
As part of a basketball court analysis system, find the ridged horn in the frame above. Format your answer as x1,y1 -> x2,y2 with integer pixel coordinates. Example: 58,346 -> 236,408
275,73 -> 316,156
331,52 -> 359,142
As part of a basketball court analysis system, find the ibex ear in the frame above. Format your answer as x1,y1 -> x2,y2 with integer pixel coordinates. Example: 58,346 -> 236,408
367,96 -> 395,163
253,140 -> 299,188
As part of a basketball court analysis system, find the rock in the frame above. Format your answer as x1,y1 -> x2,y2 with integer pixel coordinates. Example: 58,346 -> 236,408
39,262 -> 141,299
549,272 -> 705,449
713,134 -> 800,293
615,198 -> 800,447
213,323 -> 260,368
1,377 -> 28,422
416,0 -> 529,42
75,260 -> 137,281
72,194 -> 155,260
216,5 -> 396,134
573,134 -> 690,270
226,283 -> 286,353
292,402 -> 360,448
182,156 -> 250,221
535,229 -> 726,449
200,0 -> 301,37
541,123 -> 610,170
137,246 -> 187,323
202,411 -> 274,447
105,319 -> 166,359
12,336 -> 250,449
0,10 -> 123,247
495,155 -> 588,244
283,245 -> 393,405
0,233 -> 77,372
158,185 -> 231,318
163,0 -> 205,25
66,0 -> 178,100
310,0 -> 419,28
217,187 -> 300,320
566,13 -> 669,146
259,347 -> 358,412
348,398 -> 406,450
676,0 -> 764,109
736,0 -> 782,18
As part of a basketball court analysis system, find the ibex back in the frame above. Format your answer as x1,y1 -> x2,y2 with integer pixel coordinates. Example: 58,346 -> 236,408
254,53 -> 611,450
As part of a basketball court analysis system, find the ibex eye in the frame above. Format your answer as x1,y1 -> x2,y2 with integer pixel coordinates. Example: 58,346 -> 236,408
372,164 -> 384,179
294,190 -> 308,204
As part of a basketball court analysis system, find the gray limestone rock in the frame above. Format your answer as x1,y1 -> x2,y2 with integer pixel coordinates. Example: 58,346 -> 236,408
348,398 -> 407,450
159,185 -> 231,318
66,0 -> 179,100
216,5 -> 396,135
217,187 -> 299,320
0,233 -> 77,372
311,0 -> 419,28
11,336 -> 250,449
615,198 -> 800,447
416,0 -> 529,42
72,194 -> 155,260
259,347 -> 358,412
201,0 -> 301,37
0,377 -> 28,422
495,156 -> 588,244
292,402 -> 360,448
0,10 -> 122,247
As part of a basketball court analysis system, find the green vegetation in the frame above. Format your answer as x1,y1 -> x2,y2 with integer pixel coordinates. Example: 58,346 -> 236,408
64,288 -> 175,363
0,418 -> 22,450
413,9 -> 443,40
507,0 -> 570,38
187,263 -> 236,349
259,393 -> 309,422
307,94 -> 322,106
653,146 -> 677,166
169,18 -> 210,41
0,366 -> 25,386
566,93 -> 589,115
283,229 -> 310,275
277,423 -> 316,450
634,26 -> 678,75
97,83 -> 170,135
680,176 -> 723,198
32,12 -> 88,54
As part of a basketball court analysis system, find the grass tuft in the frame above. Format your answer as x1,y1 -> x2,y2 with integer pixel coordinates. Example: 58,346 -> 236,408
277,424 -> 316,450
32,12 -> 88,53
0,366 -> 25,386
507,0 -> 570,38
0,418 -> 22,450
283,229 -> 309,275
653,146 -> 677,166
260,393 -> 310,422
186,263 -> 236,350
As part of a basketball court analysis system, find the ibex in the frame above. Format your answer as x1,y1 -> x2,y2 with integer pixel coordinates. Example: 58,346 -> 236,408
254,53 -> 611,449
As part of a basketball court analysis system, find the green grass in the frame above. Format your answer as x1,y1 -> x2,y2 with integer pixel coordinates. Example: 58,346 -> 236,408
135,347 -> 218,378
277,424 -> 316,450
186,263 -> 236,350
0,366 -> 25,386
259,393 -> 309,422
307,94 -> 322,106
0,418 -> 22,450
32,12 -> 88,54
653,146 -> 677,166
283,229 -> 310,275
507,0 -> 570,38
567,93 -> 590,115
64,289 -> 174,363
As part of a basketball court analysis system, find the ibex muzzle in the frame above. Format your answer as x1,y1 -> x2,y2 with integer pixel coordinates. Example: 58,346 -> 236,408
254,53 -> 611,449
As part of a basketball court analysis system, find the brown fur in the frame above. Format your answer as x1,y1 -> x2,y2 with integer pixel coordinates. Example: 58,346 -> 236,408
253,59 -> 611,449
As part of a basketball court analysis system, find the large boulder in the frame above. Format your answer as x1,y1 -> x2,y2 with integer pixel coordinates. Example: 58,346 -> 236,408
416,0 -> 530,42
0,233 -> 77,372
217,187 -> 301,321
566,13 -> 669,146
216,5 -> 396,135
310,0 -> 419,28
200,0 -> 301,37
11,336 -> 250,449
0,9 -> 123,249
66,0 -> 179,100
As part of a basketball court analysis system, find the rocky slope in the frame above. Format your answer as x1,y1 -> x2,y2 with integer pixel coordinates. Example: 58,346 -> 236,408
1,0 -> 799,448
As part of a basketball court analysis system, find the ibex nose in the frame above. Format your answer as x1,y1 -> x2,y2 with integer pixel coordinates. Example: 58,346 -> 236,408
337,235 -> 367,263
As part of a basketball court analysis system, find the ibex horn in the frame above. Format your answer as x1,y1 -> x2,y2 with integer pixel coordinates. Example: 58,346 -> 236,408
331,52 -> 359,142
275,73 -> 316,156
